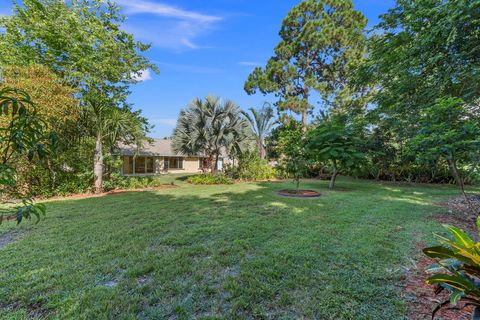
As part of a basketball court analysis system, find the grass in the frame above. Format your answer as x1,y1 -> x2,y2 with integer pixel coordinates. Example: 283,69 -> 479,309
0,177 -> 466,319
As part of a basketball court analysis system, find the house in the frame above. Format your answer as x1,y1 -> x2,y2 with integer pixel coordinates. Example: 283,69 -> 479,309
117,138 -> 226,175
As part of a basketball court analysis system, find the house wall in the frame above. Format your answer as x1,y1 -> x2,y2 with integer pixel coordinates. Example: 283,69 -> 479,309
167,157 -> 200,174
121,155 -> 225,175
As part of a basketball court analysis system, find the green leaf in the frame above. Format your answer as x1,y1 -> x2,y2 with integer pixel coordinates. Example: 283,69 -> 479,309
427,274 -> 475,293
444,224 -> 475,247
450,290 -> 465,305
423,246 -> 455,259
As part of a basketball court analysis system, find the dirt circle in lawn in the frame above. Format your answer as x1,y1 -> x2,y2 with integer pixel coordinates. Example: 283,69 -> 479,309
276,189 -> 321,198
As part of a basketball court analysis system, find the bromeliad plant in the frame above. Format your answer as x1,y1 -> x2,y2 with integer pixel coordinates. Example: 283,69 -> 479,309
423,221 -> 480,319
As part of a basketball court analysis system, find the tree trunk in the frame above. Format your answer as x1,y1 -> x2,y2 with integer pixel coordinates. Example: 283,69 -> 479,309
46,158 -> 56,191
447,158 -> 464,192
214,153 -> 220,172
301,110 -> 307,133
329,160 -> 338,190
447,156 -> 474,214
210,155 -> 216,174
258,139 -> 266,160
93,133 -> 104,194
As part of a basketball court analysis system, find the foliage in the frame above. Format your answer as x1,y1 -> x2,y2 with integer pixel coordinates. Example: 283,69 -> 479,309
242,102 -> 276,159
360,122 -> 399,181
0,87 -> 50,222
187,174 -> 233,185
423,222 -> 480,319
103,175 -> 169,191
0,65 -> 83,196
274,119 -> 309,192
409,97 -> 480,196
245,0 -> 367,131
173,96 -> 249,173
363,0 -> 480,186
225,151 -> 278,181
306,114 -> 364,189
0,0 -> 156,193
368,0 -> 480,116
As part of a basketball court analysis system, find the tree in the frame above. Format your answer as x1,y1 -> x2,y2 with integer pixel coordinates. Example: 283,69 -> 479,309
0,0 -> 157,193
244,0 -> 367,132
409,97 -> 480,203
306,115 -> 363,189
0,87 -> 49,222
0,65 -> 78,193
242,102 -> 276,159
172,96 -> 248,173
81,87 -> 151,192
366,0 -> 480,142
275,119 -> 308,193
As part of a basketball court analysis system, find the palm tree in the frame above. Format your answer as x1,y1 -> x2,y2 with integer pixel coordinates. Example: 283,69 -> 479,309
173,96 -> 248,173
82,88 -> 149,193
242,102 -> 276,159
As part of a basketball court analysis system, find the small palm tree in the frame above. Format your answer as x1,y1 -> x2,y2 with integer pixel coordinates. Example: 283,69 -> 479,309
82,88 -> 149,193
173,96 -> 248,173
242,102 -> 276,159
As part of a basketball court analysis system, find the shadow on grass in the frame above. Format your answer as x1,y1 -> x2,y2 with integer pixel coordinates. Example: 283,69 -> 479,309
0,179 -> 457,319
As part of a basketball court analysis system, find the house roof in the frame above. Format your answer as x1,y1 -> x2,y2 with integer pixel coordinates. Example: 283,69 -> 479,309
117,139 -> 225,158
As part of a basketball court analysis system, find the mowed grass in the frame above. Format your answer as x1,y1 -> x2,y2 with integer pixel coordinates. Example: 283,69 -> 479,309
0,177 -> 465,319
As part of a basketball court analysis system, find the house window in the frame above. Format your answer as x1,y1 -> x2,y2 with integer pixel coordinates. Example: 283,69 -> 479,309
165,157 -> 183,170
135,157 -> 146,174
123,156 -> 134,174
123,156 -> 156,175
146,158 -> 154,174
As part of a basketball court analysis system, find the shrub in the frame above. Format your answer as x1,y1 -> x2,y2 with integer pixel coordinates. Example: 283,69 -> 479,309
187,174 -> 233,185
423,222 -> 480,319
226,152 -> 278,181
103,173 -> 168,191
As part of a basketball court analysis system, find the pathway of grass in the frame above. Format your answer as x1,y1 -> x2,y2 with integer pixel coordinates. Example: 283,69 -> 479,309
0,178 -> 465,319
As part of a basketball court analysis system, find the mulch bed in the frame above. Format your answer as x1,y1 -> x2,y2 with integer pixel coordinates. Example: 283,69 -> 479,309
403,194 -> 480,319
276,189 -> 321,198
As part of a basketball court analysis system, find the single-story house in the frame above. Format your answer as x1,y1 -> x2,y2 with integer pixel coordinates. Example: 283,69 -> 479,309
117,139 -> 227,176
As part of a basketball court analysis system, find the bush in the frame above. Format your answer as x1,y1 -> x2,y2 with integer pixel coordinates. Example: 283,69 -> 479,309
423,222 -> 480,319
103,174 -> 168,191
226,152 -> 279,181
187,174 -> 233,185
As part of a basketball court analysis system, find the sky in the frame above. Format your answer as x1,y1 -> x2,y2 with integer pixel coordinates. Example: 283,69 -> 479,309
0,0 -> 395,138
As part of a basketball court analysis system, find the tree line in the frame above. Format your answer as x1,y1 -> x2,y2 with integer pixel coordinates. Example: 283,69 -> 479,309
244,0 -> 480,192
1,0 -> 479,208
0,0 -> 155,206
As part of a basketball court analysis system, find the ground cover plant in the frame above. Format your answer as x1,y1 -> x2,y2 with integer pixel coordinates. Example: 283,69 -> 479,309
0,177 -> 467,319
187,174 -> 234,185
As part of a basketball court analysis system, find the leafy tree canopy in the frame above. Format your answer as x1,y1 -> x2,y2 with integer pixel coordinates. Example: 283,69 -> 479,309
306,114 -> 364,189
245,0 -> 367,130
409,97 -> 480,194
366,0 -> 480,137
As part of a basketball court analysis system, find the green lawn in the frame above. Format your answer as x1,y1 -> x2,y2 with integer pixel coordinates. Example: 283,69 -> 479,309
0,177 -> 465,319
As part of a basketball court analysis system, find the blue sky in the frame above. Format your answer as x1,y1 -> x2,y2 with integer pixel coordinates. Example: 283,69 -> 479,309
0,0 -> 395,138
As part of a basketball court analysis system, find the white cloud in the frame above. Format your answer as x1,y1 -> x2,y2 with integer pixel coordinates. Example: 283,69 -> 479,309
151,118 -> 177,127
238,61 -> 261,67
132,69 -> 152,82
117,0 -> 222,50
117,0 -> 221,23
